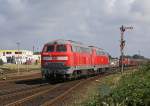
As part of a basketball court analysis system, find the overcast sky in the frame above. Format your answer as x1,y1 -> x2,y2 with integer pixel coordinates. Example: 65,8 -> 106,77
0,0 -> 150,57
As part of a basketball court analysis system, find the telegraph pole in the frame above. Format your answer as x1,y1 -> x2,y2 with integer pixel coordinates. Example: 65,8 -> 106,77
120,25 -> 133,73
16,42 -> 20,74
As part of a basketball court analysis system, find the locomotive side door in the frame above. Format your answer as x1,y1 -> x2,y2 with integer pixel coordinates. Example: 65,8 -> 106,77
91,48 -> 96,68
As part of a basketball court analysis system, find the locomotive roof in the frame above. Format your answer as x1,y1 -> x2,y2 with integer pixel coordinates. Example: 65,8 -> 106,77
45,39 -> 69,45
45,39 -> 87,47
88,46 -> 103,50
45,39 -> 106,52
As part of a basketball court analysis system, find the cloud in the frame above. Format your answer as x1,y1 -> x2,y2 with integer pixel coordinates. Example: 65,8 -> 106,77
0,0 -> 150,57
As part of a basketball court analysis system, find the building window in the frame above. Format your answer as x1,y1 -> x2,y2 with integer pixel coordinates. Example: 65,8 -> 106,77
15,52 -> 22,54
6,52 -> 12,54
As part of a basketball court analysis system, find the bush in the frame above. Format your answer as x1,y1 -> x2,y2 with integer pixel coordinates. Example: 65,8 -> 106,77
139,62 -> 150,72
0,59 -> 4,65
86,63 -> 150,106
111,63 -> 150,105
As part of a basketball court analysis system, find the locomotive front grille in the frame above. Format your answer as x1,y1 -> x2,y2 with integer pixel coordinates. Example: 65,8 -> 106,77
44,62 -> 68,69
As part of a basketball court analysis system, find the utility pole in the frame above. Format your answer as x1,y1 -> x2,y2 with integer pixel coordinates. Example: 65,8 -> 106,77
16,42 -> 20,74
33,46 -> 35,53
138,50 -> 141,56
120,25 -> 133,73
26,57 -> 29,72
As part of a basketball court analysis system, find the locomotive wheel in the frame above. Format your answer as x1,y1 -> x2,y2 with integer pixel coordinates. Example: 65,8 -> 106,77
44,75 -> 51,81
44,74 -> 57,83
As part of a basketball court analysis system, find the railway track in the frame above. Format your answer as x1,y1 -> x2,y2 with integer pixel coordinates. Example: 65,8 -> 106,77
0,67 -> 137,106
42,75 -> 105,106
0,74 -> 104,106
0,72 -> 41,85
0,73 -> 44,98
5,80 -> 80,106
0,79 -> 50,105
0,80 -> 48,96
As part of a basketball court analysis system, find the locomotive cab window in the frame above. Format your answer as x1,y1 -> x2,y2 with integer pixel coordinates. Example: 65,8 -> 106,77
45,45 -> 54,52
70,45 -> 73,52
56,45 -> 67,52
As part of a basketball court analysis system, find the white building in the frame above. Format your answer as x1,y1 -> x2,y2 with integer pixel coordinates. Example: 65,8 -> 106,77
0,50 -> 33,64
32,54 -> 41,63
0,52 -> 7,63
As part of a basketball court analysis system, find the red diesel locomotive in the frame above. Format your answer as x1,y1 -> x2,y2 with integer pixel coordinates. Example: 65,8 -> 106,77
41,39 -> 110,81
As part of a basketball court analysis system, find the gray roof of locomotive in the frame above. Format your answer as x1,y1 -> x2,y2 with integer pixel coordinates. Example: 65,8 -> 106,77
45,39 -> 89,48
45,39 -> 109,55
88,46 -> 109,55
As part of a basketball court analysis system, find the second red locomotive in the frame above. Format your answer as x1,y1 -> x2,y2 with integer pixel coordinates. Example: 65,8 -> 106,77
41,39 -> 110,81
119,57 -> 142,67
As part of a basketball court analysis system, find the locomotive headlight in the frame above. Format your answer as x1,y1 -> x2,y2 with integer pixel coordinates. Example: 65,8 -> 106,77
111,62 -> 115,65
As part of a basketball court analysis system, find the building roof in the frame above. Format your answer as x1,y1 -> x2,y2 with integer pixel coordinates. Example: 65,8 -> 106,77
0,50 -> 33,53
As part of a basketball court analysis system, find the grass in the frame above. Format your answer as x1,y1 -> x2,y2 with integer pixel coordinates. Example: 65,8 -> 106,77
111,66 -> 150,106
81,64 -> 150,106
64,69 -> 138,106
63,79 -> 99,106
61,72 -> 126,106
0,64 -> 41,74
81,72 -> 128,106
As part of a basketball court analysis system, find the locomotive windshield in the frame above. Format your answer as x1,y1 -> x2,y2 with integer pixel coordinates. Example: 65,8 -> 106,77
56,45 -> 67,52
43,44 -> 67,52
44,45 -> 54,52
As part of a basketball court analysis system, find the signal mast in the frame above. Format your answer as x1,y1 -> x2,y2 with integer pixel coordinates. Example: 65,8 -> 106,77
120,25 -> 133,73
